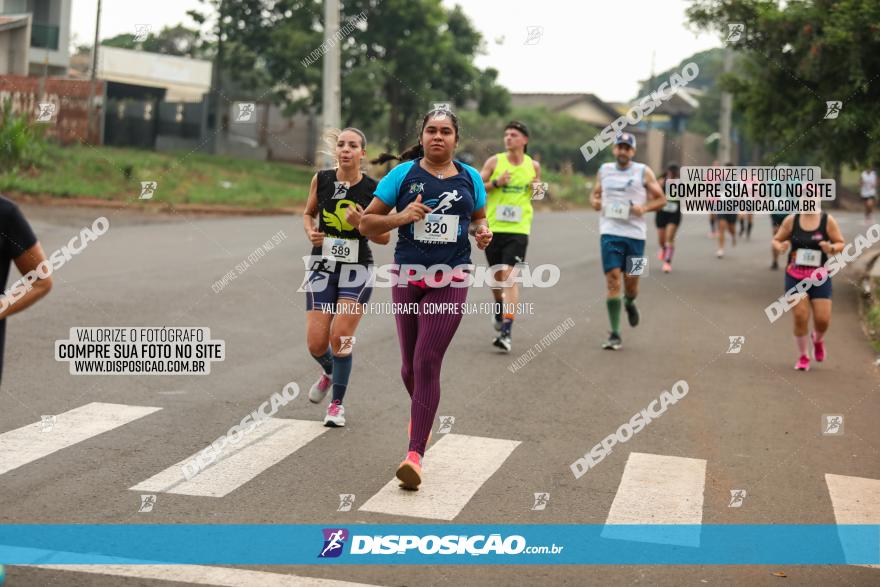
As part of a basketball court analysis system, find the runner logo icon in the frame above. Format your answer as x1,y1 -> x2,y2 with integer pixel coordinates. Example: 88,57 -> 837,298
319,528 -> 349,558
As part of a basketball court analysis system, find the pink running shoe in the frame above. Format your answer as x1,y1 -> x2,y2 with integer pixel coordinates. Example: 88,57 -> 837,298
812,332 -> 826,362
795,355 -> 810,371
657,249 -> 665,261
396,451 -> 422,490
662,261 -> 672,273
323,400 -> 345,427
309,372 -> 332,403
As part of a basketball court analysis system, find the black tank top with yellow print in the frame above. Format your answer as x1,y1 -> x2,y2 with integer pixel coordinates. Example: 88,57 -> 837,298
311,169 -> 377,265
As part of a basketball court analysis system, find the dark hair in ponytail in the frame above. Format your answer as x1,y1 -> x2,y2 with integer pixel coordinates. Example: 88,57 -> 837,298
371,108 -> 460,165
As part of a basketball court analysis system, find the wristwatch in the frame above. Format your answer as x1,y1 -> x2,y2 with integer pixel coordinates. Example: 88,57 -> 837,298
491,179 -> 498,188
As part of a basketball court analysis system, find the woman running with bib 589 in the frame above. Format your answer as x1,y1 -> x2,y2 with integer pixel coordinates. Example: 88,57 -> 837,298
359,108 -> 492,490
303,128 -> 389,426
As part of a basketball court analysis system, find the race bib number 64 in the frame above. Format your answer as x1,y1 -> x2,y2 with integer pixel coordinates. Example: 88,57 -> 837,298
604,201 -> 630,219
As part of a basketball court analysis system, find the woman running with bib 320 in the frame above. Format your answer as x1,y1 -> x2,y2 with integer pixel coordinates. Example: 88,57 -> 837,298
359,108 -> 492,490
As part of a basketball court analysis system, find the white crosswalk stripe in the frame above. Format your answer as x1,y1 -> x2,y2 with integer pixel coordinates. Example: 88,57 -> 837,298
601,452 -> 707,547
825,473 -> 880,568
131,418 -> 328,497
0,402 -> 161,477
25,564 -> 382,586
359,433 -> 521,520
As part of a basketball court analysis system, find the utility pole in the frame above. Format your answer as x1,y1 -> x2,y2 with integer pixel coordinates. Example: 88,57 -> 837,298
718,45 -> 734,164
319,0 -> 341,168
87,0 -> 102,144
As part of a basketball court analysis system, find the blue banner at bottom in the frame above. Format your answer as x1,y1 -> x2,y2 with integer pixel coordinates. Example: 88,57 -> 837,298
0,525 -> 877,565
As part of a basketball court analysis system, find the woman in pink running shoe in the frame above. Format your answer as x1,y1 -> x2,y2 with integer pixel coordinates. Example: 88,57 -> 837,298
771,208 -> 844,371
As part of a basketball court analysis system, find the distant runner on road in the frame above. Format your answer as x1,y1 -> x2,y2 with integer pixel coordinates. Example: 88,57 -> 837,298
771,210 -> 845,371
590,133 -> 666,350
480,120 -> 541,353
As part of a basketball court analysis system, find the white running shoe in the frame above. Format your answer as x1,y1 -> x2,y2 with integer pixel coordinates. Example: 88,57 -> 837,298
716,249 -> 724,258
493,334 -> 512,353
309,372 -> 332,403
323,400 -> 345,427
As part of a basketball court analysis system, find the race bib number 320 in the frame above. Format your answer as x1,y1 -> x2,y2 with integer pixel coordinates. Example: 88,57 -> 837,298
322,237 -> 358,263
604,201 -> 630,219
414,214 -> 458,243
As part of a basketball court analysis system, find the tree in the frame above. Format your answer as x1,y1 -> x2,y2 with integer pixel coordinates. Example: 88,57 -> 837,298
458,106 -> 606,175
201,0 -> 510,150
686,0 -> 880,173
101,25 -> 207,58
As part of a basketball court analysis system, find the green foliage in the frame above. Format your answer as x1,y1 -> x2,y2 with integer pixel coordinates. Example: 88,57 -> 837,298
687,0 -> 880,168
0,99 -> 48,172
0,144 -> 313,208
457,106 -> 608,175
197,0 -> 510,150
101,25 -> 207,58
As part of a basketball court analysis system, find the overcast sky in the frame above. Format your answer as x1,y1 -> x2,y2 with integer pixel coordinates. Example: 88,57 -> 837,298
70,0 -> 722,103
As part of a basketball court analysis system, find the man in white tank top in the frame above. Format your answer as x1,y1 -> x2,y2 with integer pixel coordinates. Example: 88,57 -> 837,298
590,133 -> 666,350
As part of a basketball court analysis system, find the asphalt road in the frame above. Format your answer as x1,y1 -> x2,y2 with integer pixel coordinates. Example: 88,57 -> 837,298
2,203 -> 879,586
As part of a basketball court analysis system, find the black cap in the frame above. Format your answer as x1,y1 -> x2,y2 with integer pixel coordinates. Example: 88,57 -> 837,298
505,120 -> 529,138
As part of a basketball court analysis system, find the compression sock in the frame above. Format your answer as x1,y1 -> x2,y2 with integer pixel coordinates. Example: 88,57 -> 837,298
331,354 -> 353,403
501,313 -> 514,336
665,245 -> 674,262
795,335 -> 809,357
606,297 -> 622,335
311,347 -> 333,374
